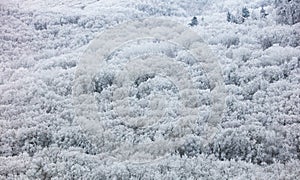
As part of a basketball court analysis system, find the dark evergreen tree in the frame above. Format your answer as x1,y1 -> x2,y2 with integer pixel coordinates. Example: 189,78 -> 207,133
227,11 -> 232,22
242,7 -> 250,18
260,6 -> 267,18
189,16 -> 198,26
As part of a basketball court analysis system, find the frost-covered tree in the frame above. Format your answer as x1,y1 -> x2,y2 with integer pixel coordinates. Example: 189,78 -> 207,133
261,36 -> 273,50
275,0 -> 300,25
260,6 -> 268,18
227,10 -> 244,24
235,15 -> 245,24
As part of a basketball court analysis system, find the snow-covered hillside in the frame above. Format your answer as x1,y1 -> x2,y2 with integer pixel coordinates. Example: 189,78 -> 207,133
0,0 -> 299,179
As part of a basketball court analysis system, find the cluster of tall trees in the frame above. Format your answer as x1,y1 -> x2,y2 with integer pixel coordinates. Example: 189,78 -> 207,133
227,0 -> 300,25
227,7 -> 266,24
275,0 -> 300,25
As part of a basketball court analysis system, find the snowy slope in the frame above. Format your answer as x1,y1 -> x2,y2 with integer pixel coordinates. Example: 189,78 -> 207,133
0,0 -> 299,179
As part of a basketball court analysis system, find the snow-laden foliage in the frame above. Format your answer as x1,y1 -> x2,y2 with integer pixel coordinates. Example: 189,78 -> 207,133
275,0 -> 300,25
0,0 -> 299,179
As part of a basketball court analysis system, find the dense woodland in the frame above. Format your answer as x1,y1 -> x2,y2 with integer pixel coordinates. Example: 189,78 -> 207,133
0,0 -> 299,179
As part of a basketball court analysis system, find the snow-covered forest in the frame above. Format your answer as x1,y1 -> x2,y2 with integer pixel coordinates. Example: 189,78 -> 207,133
0,0 -> 299,179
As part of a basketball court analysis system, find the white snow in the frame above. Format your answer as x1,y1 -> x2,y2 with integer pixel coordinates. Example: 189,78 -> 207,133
0,0 -> 299,179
